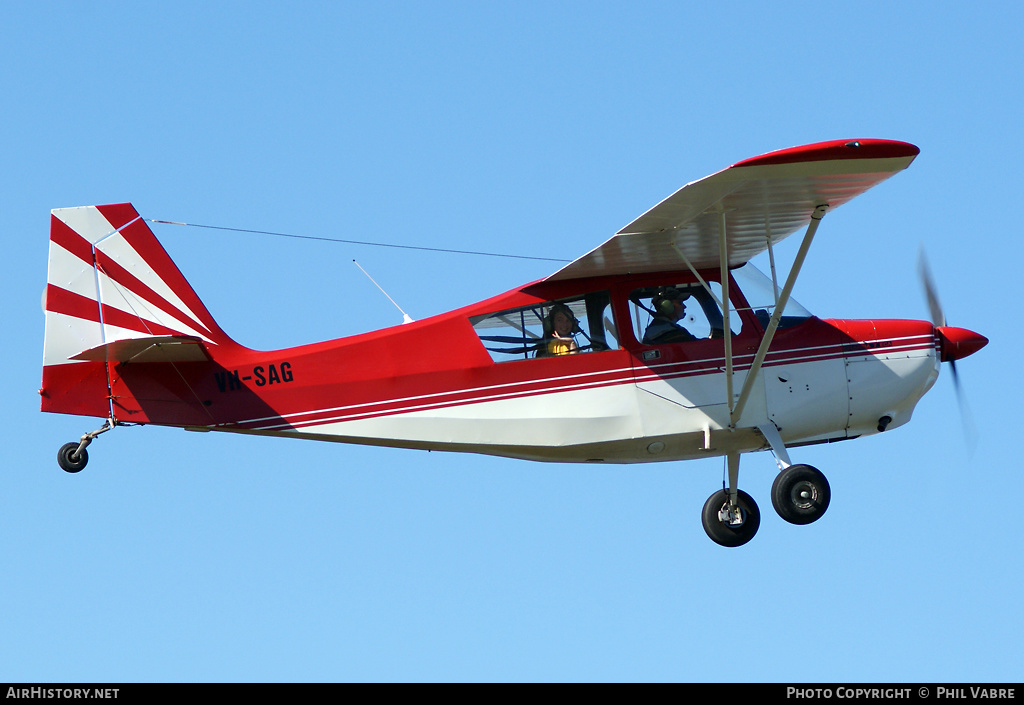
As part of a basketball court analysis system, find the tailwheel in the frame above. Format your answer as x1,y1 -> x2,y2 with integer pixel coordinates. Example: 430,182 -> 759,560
771,464 -> 830,525
57,442 -> 88,473
55,419 -> 114,474
701,489 -> 760,547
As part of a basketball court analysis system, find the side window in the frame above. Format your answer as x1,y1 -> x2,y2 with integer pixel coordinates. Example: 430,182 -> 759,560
599,300 -> 620,351
629,282 -> 741,346
731,263 -> 813,330
470,292 -> 619,363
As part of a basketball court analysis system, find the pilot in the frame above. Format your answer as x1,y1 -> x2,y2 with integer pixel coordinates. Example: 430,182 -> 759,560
538,303 -> 580,357
643,288 -> 696,344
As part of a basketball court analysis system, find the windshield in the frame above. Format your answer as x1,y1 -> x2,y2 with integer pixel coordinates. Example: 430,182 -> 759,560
732,263 -> 813,328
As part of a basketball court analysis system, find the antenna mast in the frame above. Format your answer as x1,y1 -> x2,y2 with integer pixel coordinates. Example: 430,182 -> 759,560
352,260 -> 414,324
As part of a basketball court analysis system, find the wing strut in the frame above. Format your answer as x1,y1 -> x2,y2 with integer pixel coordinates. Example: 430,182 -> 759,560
718,210 -> 735,420
667,213 -> 737,417
729,204 -> 829,427
766,222 -> 780,309
670,241 -> 726,311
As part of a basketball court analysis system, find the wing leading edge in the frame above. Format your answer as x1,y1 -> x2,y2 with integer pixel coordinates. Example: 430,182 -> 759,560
547,139 -> 919,282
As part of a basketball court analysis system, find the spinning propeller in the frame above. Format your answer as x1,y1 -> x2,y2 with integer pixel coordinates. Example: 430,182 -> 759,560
918,249 -> 987,446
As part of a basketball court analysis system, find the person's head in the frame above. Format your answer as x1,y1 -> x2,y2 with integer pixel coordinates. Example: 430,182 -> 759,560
652,288 -> 689,321
547,303 -> 576,336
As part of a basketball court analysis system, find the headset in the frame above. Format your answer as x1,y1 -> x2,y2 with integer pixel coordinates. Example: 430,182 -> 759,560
652,288 -> 688,318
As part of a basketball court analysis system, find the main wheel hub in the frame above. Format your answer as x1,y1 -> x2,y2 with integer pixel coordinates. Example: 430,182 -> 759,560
790,481 -> 818,508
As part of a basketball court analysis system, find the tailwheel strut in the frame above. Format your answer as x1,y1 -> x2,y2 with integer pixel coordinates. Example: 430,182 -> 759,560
56,419 -> 115,474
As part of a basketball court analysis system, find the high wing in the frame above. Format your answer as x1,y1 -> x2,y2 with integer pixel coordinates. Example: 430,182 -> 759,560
547,139 -> 919,282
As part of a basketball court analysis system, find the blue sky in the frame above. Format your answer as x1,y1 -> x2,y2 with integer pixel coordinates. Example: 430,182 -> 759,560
2,1 -> 1022,682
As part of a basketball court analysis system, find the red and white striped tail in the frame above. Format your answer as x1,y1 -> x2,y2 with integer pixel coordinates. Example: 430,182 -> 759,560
41,203 -> 232,418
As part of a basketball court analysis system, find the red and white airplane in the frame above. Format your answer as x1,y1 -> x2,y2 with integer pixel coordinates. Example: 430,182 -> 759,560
40,139 -> 986,546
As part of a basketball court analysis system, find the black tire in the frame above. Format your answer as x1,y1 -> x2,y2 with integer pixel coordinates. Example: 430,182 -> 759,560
57,442 -> 88,473
771,464 -> 830,525
702,489 -> 760,547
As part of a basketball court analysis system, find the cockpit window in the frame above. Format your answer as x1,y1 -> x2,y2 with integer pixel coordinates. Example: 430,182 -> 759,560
470,291 -> 619,363
732,263 -> 813,329
629,280 -> 740,345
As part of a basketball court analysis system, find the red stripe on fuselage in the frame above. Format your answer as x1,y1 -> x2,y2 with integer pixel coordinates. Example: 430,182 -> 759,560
216,335 -> 936,433
630,336 -> 933,386
239,364 -> 639,431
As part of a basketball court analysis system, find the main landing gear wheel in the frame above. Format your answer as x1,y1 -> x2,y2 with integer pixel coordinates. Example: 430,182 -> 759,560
57,442 -> 88,473
771,464 -> 830,525
702,489 -> 760,547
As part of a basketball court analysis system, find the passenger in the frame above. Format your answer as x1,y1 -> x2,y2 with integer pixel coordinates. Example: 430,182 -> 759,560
643,288 -> 696,344
538,303 -> 580,356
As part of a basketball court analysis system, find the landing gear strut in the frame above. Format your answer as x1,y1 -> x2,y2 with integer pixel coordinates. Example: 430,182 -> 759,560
699,448 -> 832,545
56,419 -> 114,474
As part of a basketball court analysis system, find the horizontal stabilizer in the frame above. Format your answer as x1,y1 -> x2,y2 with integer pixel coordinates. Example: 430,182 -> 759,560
69,336 -> 211,363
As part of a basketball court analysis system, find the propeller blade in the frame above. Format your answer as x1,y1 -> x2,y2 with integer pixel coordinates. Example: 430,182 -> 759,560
919,250 -> 978,453
949,359 -> 979,453
918,248 -> 946,328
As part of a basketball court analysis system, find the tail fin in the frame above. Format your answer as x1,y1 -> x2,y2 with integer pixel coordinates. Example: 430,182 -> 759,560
41,203 -> 233,419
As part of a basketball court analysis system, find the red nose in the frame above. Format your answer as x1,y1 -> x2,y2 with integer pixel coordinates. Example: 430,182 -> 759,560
935,326 -> 988,362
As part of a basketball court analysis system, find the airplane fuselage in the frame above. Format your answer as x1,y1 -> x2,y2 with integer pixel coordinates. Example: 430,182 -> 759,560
42,267 -> 942,465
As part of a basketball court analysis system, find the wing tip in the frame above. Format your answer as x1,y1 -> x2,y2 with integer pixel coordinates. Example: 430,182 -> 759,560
733,139 -> 920,169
